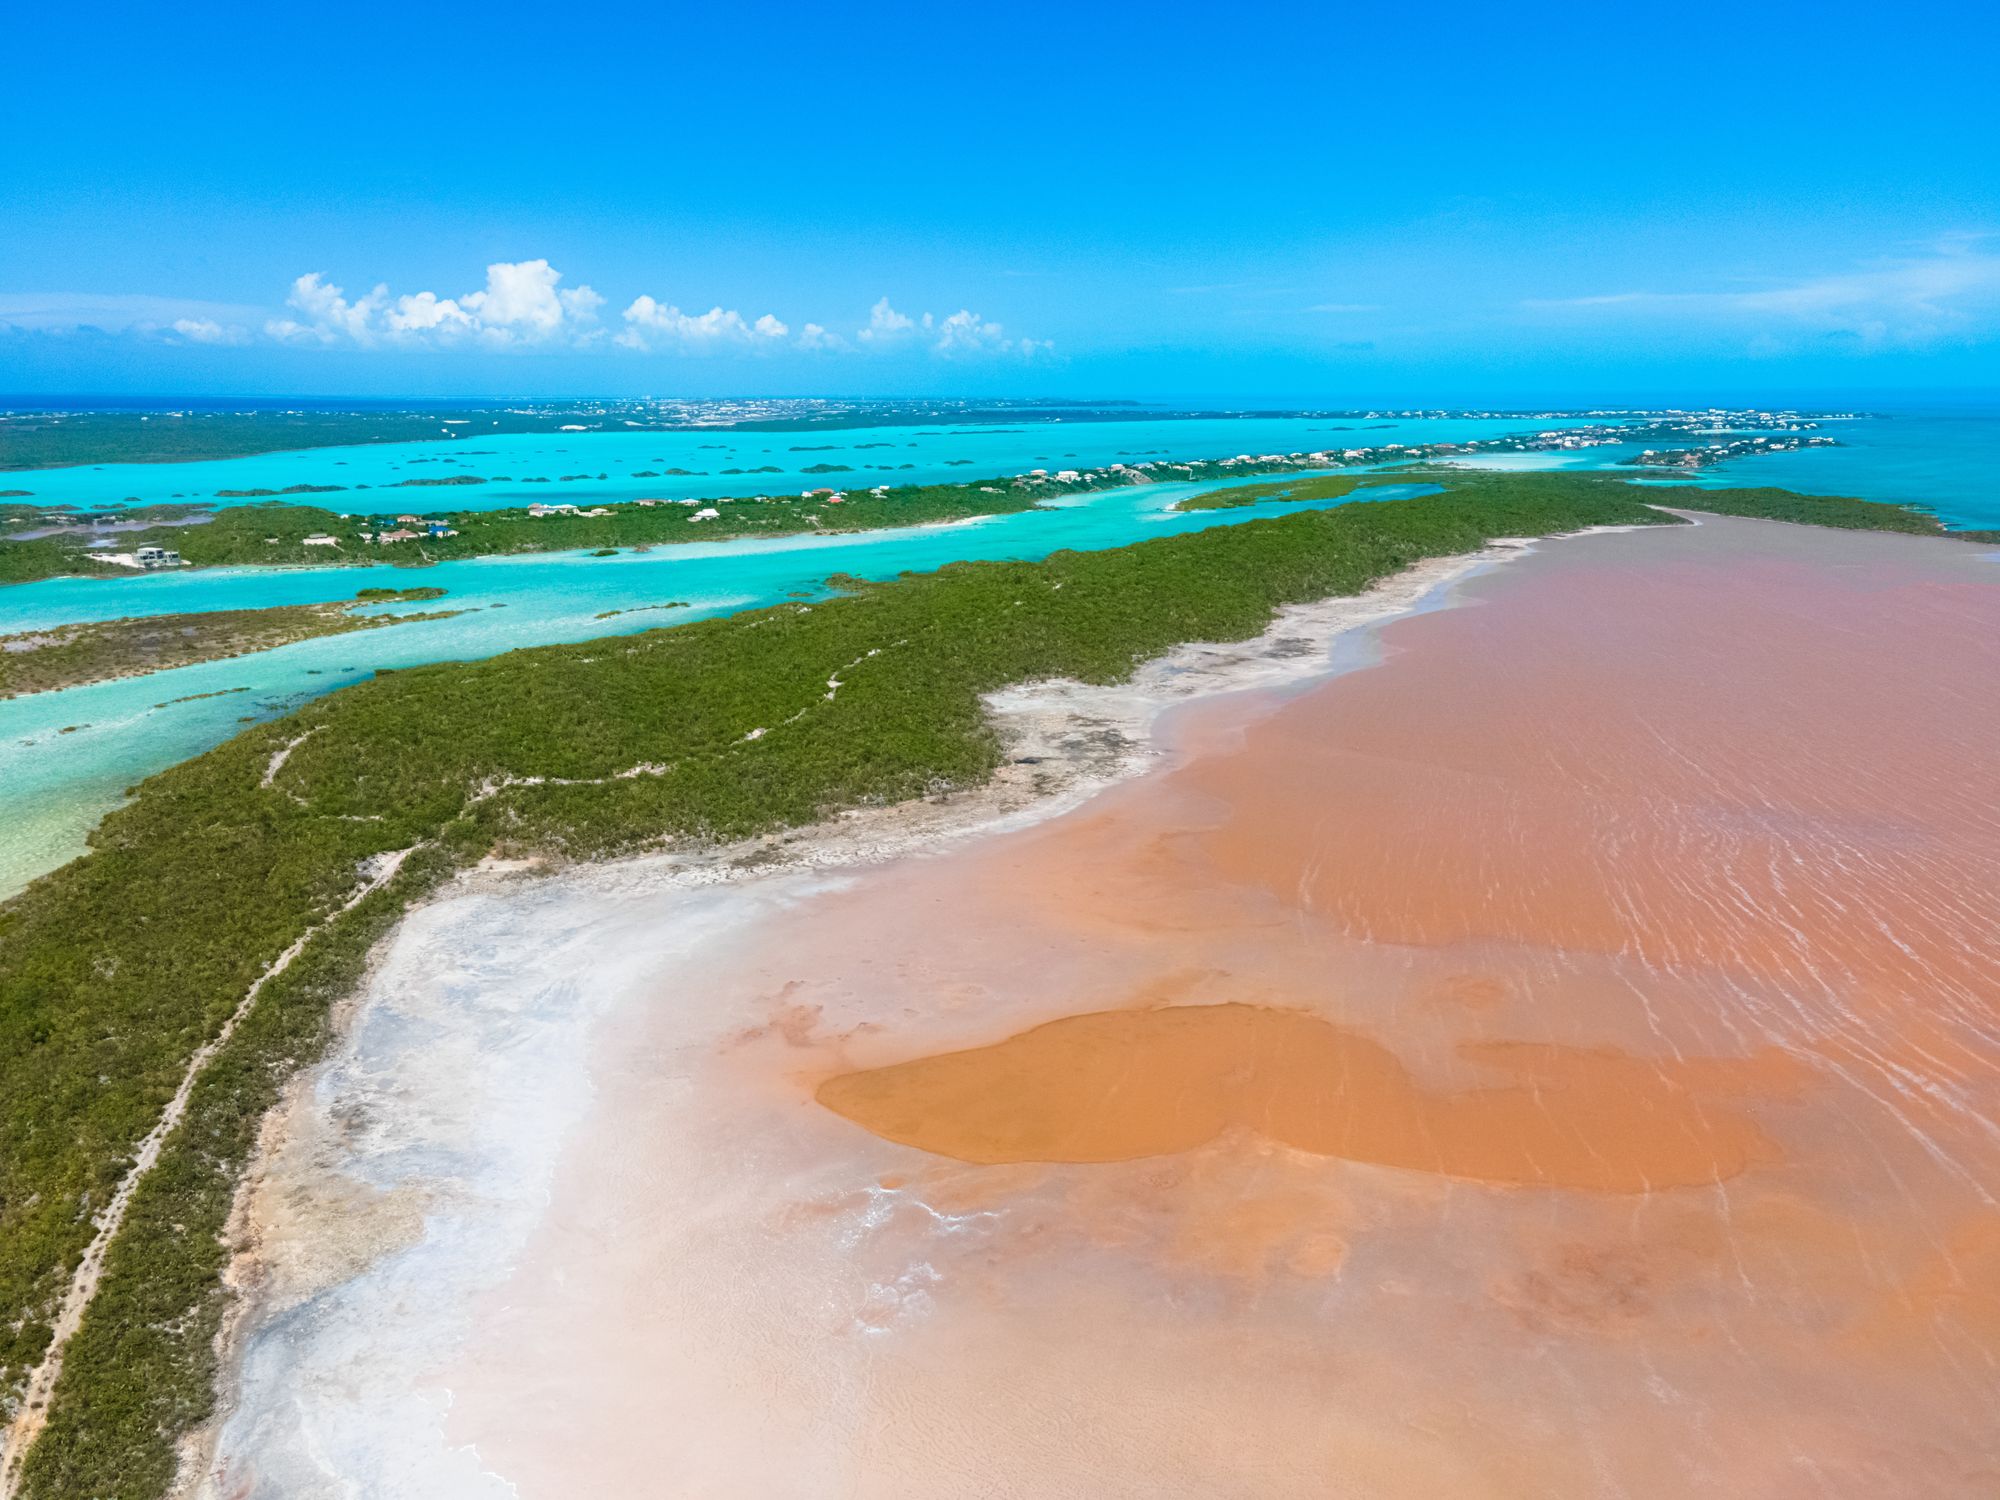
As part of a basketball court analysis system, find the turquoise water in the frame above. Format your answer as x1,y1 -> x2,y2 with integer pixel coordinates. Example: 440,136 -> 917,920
0,473 -> 1431,892
1652,410 -> 2000,530
11,414 -> 1551,515
4,405 -> 1993,896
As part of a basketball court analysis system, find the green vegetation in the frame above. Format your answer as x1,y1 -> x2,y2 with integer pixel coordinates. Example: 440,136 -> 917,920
1624,481 -> 1985,536
594,601 -> 689,620
0,532 -> 79,586
13,443 -> 1988,596
212,484 -> 345,499
1173,471 -> 1377,511
5,844 -> 457,1500
0,470 -> 1989,1496
1181,463 -> 2000,543
0,470 -> 1125,586
1,502 -> 350,584
0,590 -> 458,698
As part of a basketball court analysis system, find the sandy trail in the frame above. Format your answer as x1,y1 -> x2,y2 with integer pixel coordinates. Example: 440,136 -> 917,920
198,516 -> 2000,1498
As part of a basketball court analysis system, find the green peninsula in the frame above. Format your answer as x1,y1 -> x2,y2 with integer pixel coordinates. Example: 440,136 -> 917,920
0,589 -> 454,699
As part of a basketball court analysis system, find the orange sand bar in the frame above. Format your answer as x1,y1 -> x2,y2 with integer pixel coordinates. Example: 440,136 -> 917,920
818,1002 -> 1786,1190
452,515 -> 2000,1498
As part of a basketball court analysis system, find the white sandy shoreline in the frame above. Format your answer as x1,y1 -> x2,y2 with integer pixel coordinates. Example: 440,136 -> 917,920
176,528 -> 1616,1499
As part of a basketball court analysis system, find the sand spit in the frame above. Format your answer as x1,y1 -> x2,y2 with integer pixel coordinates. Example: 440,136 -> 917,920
197,516 -> 2000,1498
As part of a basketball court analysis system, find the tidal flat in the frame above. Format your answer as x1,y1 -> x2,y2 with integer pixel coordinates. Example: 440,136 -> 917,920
194,513 -> 2000,1497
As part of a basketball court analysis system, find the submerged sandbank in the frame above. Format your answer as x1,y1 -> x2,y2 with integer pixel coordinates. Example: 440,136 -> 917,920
817,1000 -> 1782,1190
201,515 -> 2000,1498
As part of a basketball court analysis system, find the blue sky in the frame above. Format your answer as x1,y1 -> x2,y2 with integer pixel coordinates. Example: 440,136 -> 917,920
4,0 -> 1997,402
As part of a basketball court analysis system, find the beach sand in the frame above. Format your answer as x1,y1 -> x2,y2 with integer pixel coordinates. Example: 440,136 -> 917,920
198,515 -> 2000,1498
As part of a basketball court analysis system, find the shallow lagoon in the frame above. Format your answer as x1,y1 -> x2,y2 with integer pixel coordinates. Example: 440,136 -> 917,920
0,474 -> 1429,892
10,413 -> 1549,514
1665,408 -> 2000,530
4,405 -> 1993,895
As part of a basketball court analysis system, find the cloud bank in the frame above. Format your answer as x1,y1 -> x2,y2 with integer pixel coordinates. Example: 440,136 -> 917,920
854,296 -> 1049,357
0,259 -> 1054,364
9,239 -> 1997,373
616,298 -> 790,352
265,260 -> 607,347
0,261 -> 1061,362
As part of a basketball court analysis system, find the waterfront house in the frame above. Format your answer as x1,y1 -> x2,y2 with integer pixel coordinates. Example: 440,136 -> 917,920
377,528 -> 420,543
134,546 -> 183,568
302,534 -> 341,547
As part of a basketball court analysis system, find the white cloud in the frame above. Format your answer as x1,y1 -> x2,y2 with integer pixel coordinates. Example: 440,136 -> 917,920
933,308 -> 1050,359
171,317 -> 248,345
272,272 -> 387,345
385,289 -> 475,335
858,296 -> 926,342
933,308 -> 1006,353
267,261 -> 603,348
2,274 -> 1049,362
1523,238 -> 2000,349
461,259 -> 588,340
849,297 -> 1049,359
618,296 -> 1044,357
796,321 -> 846,352
616,296 -> 792,351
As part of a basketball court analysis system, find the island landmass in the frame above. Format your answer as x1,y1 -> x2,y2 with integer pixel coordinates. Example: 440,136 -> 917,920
0,588 -> 456,699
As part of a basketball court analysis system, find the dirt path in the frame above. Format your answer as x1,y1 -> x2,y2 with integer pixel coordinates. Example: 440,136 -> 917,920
0,847 -> 417,1498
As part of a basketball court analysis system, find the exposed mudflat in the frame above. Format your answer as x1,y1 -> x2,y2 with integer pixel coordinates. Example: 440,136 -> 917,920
195,516 -> 2000,1499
